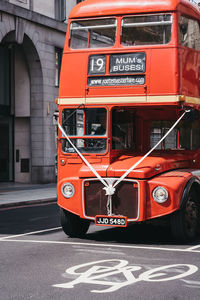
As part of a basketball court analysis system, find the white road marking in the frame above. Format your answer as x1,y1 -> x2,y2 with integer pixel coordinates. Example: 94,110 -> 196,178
53,259 -> 198,293
0,237 -> 200,253
181,279 -> 200,286
186,244 -> 200,251
0,227 -> 200,254
0,227 -> 62,241
66,248 -> 125,255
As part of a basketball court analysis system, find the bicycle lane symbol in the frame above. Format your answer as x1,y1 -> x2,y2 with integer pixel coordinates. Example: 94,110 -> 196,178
53,259 -> 198,293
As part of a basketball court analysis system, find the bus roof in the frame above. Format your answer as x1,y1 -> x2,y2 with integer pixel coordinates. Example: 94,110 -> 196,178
69,0 -> 200,19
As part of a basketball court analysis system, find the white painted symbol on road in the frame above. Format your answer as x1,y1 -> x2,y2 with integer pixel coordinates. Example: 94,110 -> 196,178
53,259 -> 198,293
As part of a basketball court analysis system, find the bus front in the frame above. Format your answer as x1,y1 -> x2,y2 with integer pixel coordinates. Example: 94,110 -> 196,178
57,0 -> 200,241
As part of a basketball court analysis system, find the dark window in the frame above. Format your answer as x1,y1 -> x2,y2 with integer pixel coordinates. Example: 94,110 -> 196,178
0,46 -> 11,114
55,0 -> 66,21
21,159 -> 30,173
150,117 -> 200,150
112,109 -> 135,150
55,47 -> 63,87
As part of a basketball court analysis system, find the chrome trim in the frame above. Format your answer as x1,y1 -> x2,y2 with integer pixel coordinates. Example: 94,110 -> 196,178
123,19 -> 172,27
122,14 -> 173,27
82,177 -> 140,222
71,24 -> 117,30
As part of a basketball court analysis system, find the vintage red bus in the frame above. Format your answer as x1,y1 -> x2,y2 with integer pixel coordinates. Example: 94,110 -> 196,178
57,0 -> 200,241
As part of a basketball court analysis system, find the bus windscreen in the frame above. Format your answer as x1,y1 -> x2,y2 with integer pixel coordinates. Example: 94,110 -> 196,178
62,108 -> 107,153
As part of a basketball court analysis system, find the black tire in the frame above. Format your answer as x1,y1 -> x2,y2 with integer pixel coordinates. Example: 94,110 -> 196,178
60,208 -> 90,238
170,188 -> 200,242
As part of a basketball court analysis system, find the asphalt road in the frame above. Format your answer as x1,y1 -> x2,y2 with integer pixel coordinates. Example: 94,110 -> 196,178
0,203 -> 200,300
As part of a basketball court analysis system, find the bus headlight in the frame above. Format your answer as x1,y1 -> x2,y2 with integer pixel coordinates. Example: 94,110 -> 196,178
152,186 -> 168,203
61,183 -> 75,198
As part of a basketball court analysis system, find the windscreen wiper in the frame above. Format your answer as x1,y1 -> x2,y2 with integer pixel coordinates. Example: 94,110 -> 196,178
62,103 -> 85,127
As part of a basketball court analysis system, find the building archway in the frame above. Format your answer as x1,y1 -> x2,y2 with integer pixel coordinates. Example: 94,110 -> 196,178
0,32 -> 43,183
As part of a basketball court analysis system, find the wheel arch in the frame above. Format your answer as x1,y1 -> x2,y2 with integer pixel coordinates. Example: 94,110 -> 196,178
180,177 -> 200,209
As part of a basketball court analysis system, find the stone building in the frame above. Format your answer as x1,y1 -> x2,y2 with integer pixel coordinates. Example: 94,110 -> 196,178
0,0 -> 82,183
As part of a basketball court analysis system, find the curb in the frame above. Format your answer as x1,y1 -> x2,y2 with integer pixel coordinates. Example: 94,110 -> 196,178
0,198 -> 57,209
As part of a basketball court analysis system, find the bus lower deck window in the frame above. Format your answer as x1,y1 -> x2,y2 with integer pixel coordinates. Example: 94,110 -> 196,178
112,109 -> 135,150
61,108 -> 107,153
150,119 -> 200,150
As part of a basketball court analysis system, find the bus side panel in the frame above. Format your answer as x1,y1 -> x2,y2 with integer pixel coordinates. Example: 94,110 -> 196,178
86,86 -> 147,98
59,53 -> 88,98
146,173 -> 192,220
57,158 -> 84,216
57,176 -> 84,216
149,48 -> 179,96
179,47 -> 200,98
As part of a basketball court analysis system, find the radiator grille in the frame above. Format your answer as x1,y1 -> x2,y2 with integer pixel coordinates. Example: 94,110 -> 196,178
83,179 -> 139,219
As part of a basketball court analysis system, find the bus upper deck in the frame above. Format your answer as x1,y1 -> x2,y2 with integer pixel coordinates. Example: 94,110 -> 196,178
58,0 -> 200,104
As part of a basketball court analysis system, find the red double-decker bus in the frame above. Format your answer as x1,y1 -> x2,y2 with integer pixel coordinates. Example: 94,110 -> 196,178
56,0 -> 200,241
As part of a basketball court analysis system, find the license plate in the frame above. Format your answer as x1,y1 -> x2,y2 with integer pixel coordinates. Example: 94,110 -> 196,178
95,215 -> 127,227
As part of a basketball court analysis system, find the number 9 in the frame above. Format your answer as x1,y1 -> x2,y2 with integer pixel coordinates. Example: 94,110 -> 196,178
96,58 -> 104,71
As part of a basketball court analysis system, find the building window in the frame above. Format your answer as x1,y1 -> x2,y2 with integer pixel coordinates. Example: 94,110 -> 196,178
55,48 -> 63,87
55,0 -> 66,21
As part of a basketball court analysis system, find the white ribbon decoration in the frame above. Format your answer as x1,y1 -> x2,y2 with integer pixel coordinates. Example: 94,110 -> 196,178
58,123 -> 109,189
113,109 -> 190,189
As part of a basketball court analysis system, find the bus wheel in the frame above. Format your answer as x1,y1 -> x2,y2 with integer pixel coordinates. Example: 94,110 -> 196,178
60,208 -> 90,238
170,188 -> 200,242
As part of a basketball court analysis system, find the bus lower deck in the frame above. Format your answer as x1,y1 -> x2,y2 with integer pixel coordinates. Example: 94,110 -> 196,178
57,0 -> 200,242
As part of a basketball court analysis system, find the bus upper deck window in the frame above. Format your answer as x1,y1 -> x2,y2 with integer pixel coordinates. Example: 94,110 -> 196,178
121,14 -> 172,47
70,18 -> 117,49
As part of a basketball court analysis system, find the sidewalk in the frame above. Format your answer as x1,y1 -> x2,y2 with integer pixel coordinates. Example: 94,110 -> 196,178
0,182 -> 57,208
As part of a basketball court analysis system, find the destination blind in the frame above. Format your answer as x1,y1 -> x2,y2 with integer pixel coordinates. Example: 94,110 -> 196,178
109,53 -> 146,74
88,52 -> 146,87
